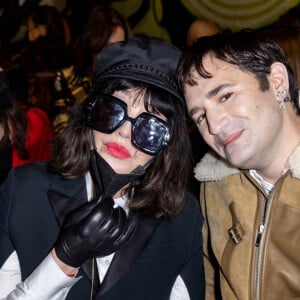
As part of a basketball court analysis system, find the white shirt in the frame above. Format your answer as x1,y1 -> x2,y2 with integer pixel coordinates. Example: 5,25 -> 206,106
0,173 -> 190,299
249,169 -> 274,194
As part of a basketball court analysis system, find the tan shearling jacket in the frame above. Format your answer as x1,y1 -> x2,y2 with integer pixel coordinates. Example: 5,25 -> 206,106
195,146 -> 300,300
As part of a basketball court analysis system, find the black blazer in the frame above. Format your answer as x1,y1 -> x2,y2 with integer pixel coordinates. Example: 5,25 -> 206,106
0,162 -> 205,299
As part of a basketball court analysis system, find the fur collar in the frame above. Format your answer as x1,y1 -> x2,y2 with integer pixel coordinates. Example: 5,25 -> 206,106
194,145 -> 300,182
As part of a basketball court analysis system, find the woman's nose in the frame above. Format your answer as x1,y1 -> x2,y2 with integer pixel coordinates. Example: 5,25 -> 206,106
117,120 -> 132,138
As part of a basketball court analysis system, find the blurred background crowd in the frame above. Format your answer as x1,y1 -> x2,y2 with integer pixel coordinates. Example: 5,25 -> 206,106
1,0 -> 300,191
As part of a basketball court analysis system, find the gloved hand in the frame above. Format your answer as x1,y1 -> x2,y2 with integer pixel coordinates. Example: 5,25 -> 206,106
55,197 -> 139,268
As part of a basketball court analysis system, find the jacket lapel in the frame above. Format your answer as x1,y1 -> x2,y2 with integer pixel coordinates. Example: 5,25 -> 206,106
47,175 -> 87,226
95,216 -> 161,298
47,175 -> 98,285
47,174 -> 161,297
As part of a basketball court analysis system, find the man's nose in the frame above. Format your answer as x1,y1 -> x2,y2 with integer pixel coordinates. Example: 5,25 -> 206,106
206,108 -> 228,135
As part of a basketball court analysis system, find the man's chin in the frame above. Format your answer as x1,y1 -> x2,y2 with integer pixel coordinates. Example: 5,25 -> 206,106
227,154 -> 253,170
225,151 -> 247,169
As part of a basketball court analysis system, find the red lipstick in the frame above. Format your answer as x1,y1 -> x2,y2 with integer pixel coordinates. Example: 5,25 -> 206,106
106,143 -> 130,159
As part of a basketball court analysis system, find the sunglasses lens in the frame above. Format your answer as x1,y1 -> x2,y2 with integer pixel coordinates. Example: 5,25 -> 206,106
133,115 -> 170,154
91,98 -> 124,133
88,95 -> 171,155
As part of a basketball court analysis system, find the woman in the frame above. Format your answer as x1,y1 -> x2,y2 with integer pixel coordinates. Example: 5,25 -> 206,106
53,5 -> 131,135
11,5 -> 71,115
71,4 -> 130,78
0,62 -> 53,184
0,37 -> 204,299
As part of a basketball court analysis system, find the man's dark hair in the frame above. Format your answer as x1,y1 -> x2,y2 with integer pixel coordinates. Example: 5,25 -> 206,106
177,29 -> 300,113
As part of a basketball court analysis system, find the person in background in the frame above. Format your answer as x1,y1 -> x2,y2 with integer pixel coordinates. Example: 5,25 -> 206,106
11,5 -> 71,116
71,4 -> 130,79
259,6 -> 300,88
0,58 -> 53,184
52,4 -> 131,135
62,0 -> 98,43
0,37 -> 204,299
186,18 -> 221,47
177,29 -> 300,299
26,5 -> 70,46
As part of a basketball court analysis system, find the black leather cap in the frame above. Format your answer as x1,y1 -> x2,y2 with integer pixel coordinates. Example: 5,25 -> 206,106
93,37 -> 184,105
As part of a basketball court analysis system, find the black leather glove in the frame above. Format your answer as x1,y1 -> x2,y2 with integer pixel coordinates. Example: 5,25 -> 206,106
55,197 -> 139,268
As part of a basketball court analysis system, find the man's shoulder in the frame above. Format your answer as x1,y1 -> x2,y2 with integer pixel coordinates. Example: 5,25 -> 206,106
288,144 -> 300,179
194,152 -> 240,182
194,144 -> 300,183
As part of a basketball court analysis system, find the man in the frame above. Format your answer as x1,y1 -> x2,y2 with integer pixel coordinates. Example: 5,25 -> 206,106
177,29 -> 300,299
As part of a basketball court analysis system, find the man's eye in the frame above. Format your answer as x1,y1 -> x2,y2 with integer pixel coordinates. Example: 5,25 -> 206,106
220,93 -> 232,103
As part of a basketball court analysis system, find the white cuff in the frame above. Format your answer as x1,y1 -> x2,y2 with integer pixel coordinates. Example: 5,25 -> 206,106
6,253 -> 81,300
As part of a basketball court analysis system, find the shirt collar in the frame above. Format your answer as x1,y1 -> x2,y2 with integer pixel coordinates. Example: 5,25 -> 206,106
85,171 -> 129,213
249,169 -> 274,194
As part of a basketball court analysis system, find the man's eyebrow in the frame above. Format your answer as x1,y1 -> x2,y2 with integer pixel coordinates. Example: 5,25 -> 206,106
206,84 -> 232,99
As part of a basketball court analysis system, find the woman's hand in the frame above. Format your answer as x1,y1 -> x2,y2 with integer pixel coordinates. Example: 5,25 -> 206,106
54,197 -> 139,268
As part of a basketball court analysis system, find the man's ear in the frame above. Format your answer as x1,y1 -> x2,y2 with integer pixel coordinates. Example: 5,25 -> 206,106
269,62 -> 289,92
